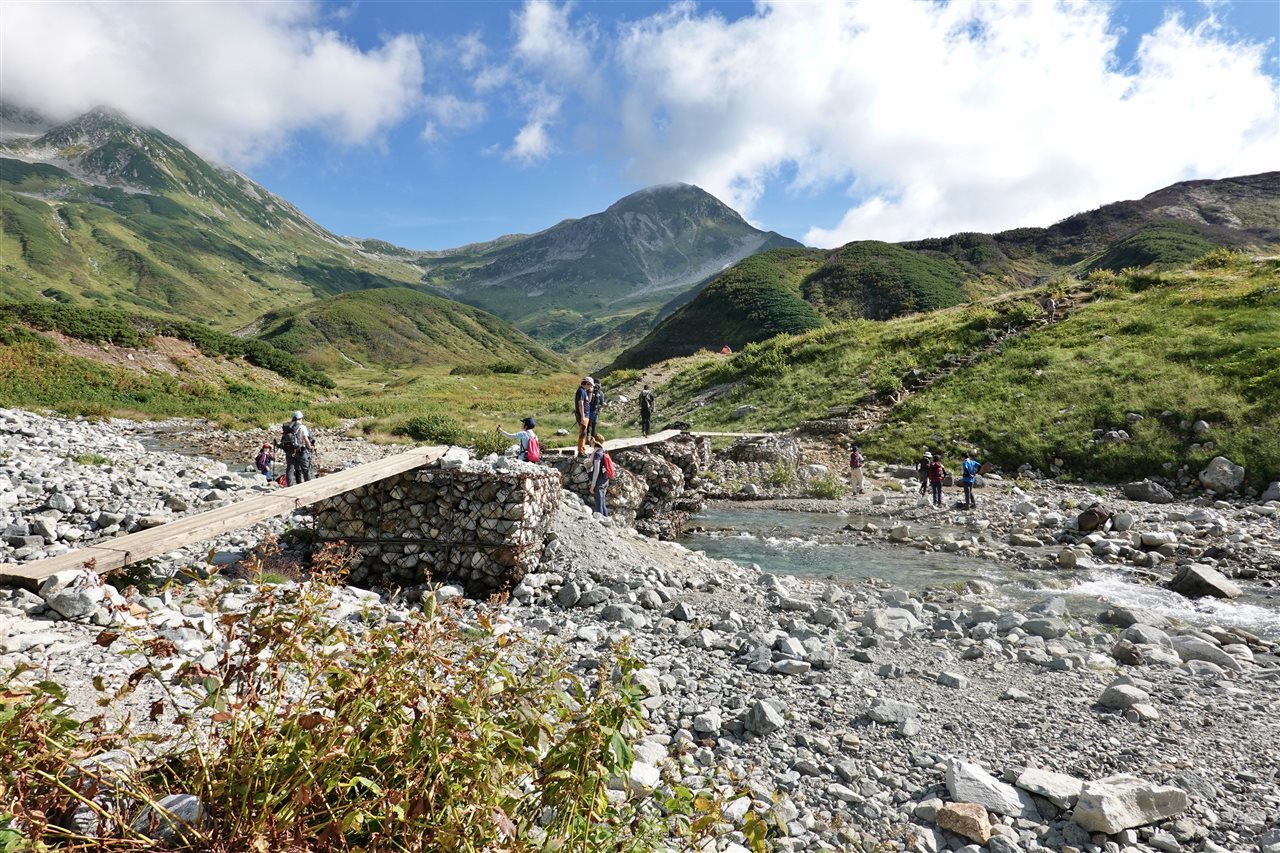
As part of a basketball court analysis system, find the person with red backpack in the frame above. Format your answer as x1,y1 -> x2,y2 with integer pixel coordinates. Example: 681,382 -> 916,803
848,444 -> 865,494
589,434 -> 613,517
496,417 -> 541,462
927,453 -> 947,508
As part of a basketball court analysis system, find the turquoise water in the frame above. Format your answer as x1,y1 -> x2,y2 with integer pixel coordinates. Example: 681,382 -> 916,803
682,504 -> 1280,639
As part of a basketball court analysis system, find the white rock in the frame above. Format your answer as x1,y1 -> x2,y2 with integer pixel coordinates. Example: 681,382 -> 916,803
1016,767 -> 1084,809
945,758 -> 1039,819
1072,775 -> 1187,833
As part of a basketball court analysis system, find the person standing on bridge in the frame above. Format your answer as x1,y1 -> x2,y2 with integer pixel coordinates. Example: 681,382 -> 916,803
638,384 -> 655,437
281,410 -> 314,486
588,377 -> 605,442
575,377 -> 592,455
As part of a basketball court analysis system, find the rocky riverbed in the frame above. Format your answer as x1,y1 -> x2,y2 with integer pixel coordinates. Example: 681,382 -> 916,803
3,410 -> 1280,852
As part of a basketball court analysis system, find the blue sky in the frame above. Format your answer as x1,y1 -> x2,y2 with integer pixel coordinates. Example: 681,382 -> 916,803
6,0 -> 1278,249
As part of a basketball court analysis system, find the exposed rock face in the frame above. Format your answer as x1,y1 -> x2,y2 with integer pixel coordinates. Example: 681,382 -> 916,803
1168,563 -> 1243,600
313,458 -> 561,595
1199,456 -> 1245,494
1071,775 -> 1187,833
548,433 -> 710,539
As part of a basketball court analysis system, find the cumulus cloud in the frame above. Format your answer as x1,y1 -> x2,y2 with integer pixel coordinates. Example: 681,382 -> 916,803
1,1 -> 424,163
614,1 -> 1279,246
514,0 -> 596,82
421,94 -> 486,141
507,89 -> 561,163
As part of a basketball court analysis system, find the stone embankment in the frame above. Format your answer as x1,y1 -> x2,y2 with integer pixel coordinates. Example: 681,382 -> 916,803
3,411 -> 1280,852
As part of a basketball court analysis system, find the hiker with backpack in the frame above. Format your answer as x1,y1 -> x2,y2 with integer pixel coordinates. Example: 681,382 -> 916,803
916,451 -> 933,496
638,385 -> 655,437
575,377 -> 592,456
959,451 -> 981,509
848,444 -> 865,494
588,434 -> 613,517
253,442 -> 275,484
280,410 -> 315,486
496,417 -> 541,463
588,378 -> 605,441
927,454 -> 947,508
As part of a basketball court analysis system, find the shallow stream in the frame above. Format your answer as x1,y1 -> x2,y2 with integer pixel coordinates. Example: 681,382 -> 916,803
680,504 -> 1280,640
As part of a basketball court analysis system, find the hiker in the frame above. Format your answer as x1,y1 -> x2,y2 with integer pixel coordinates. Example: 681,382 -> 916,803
588,434 -> 613,517
253,442 -> 274,484
638,384 -> 655,437
496,417 -> 541,462
574,377 -> 593,455
927,453 -> 947,508
916,451 -> 933,496
959,451 -> 981,509
280,410 -> 314,486
1040,295 -> 1058,321
588,378 -> 605,441
848,444 -> 865,494
720,344 -> 732,355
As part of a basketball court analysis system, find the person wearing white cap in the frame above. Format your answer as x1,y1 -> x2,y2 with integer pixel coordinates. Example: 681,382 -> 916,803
281,410 -> 315,486
916,451 -> 933,497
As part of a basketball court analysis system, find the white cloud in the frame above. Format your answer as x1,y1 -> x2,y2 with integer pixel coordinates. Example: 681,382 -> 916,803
614,1 -> 1280,246
421,94 -> 486,141
1,1 -> 424,163
507,90 -> 561,163
514,0 -> 596,82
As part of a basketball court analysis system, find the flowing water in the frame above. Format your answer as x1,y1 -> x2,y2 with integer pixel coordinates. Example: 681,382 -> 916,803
680,504 -> 1280,640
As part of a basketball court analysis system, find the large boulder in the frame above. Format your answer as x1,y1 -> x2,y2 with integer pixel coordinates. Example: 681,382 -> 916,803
946,759 -> 1039,819
1262,481 -> 1280,503
1168,564 -> 1242,600
1122,480 -> 1174,504
1072,775 -> 1187,833
1198,456 -> 1245,494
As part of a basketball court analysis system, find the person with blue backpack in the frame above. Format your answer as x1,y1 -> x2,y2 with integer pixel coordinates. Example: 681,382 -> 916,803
495,417 -> 542,462
960,451 -> 982,509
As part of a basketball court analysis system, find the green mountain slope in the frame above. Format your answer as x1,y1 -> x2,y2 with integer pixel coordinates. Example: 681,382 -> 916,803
0,107 -> 426,328
254,288 -> 569,374
655,255 -> 1280,484
609,173 -> 1280,370
408,183 -> 802,348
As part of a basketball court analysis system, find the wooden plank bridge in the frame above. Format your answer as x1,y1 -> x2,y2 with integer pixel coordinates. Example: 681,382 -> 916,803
0,430 -> 770,590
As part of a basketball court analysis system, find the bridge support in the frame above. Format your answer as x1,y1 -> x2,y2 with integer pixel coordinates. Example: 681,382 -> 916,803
313,463 -> 562,595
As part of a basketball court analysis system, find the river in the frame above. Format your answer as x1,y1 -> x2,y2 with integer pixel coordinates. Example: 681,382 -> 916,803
680,504 -> 1280,640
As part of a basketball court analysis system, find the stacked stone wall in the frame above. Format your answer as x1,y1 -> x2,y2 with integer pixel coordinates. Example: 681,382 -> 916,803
313,460 -> 561,595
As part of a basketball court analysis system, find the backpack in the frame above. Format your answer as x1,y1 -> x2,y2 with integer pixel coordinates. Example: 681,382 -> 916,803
280,420 -> 298,450
601,452 -> 615,479
1077,504 -> 1112,532
850,450 -> 864,469
928,461 -> 944,482
525,434 -> 541,463
640,391 -> 654,412
591,386 -> 605,411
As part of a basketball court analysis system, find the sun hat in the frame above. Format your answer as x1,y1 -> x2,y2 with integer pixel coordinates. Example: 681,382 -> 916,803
924,451 -> 933,458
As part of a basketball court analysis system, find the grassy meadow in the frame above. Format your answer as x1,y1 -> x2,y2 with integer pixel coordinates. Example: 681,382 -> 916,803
649,254 -> 1280,484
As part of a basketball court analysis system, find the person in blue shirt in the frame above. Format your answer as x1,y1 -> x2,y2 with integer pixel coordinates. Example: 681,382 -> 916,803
960,451 -> 982,509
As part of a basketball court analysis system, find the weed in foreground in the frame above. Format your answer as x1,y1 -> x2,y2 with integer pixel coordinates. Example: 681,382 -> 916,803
0,550 -> 767,851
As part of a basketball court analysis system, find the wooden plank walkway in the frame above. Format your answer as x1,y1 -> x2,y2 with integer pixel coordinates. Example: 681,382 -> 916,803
0,445 -> 448,590
0,428 -> 777,590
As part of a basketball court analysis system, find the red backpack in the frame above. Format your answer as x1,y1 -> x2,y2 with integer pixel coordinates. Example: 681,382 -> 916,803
602,452 -> 615,479
525,434 -> 541,463
928,461 -> 944,482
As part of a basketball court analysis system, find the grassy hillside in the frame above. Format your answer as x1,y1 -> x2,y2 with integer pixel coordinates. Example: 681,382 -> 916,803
609,173 -> 1280,371
656,254 -> 1280,484
608,249 -> 826,370
254,288 -> 568,374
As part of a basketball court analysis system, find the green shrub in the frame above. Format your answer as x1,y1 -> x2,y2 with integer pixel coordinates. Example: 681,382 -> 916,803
394,412 -> 468,444
764,464 -> 794,487
69,452 -> 111,466
0,561 -> 758,851
808,475 -> 844,499
468,428 -> 511,456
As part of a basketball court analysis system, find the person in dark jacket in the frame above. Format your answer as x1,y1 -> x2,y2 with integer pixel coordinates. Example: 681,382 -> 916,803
588,378 -> 605,441
574,377 -> 592,456
638,385 -> 655,437
915,451 -> 932,496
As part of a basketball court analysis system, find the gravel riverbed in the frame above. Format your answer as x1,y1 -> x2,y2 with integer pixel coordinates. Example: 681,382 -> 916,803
3,410 -> 1279,853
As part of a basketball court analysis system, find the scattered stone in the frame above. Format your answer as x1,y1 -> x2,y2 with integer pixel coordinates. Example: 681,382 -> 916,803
1168,564 -> 1242,600
1198,456 -> 1245,494
945,759 -> 1039,819
1122,481 -> 1175,504
1072,775 -> 1188,833
1015,767 -> 1084,809
935,801 -> 992,844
